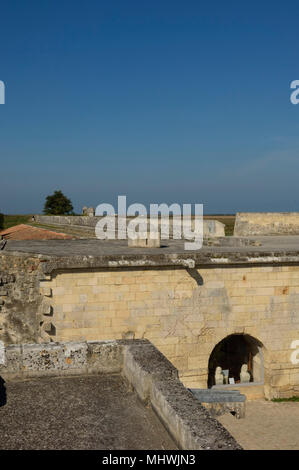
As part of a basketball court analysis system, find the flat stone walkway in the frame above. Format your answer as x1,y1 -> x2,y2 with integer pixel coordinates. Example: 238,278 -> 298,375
6,235 -> 299,257
0,374 -> 177,450
218,400 -> 299,450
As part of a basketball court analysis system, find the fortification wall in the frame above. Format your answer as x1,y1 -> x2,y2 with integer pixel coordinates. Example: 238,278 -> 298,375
34,215 -> 225,238
37,264 -> 299,399
1,250 -> 299,400
234,212 -> 299,236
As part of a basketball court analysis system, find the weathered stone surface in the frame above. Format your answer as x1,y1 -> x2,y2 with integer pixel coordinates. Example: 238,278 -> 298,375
0,374 -> 177,450
234,212 -> 299,236
0,344 -> 22,377
0,255 -> 44,345
40,287 -> 52,297
40,302 -> 52,315
87,340 -> 123,374
20,341 -> 89,375
86,207 -> 95,217
41,321 -> 53,333
190,389 -> 246,419
128,233 -> 161,248
0,339 -> 242,449
122,341 -> 241,449
0,341 -> 5,365
34,215 -> 225,239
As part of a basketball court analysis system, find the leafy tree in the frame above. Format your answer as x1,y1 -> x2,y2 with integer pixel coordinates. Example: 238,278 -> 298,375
43,190 -> 74,215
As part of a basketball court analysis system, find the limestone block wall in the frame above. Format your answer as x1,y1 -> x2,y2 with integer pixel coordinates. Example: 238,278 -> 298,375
40,264 -> 299,399
234,212 -> 299,236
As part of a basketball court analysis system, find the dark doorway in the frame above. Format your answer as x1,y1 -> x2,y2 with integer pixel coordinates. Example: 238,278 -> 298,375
0,376 -> 6,407
208,334 -> 263,388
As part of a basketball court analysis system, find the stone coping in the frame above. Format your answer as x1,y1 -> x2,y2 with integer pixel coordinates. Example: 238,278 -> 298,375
190,389 -> 246,403
3,237 -> 299,272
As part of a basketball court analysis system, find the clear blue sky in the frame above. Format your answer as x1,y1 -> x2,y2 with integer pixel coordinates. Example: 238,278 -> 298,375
1,1 -> 299,214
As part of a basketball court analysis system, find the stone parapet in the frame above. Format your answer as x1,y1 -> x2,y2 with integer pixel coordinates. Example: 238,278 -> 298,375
234,212 -> 299,236
0,339 -> 241,450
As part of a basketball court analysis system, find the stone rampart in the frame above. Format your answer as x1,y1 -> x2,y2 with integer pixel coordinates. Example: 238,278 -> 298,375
234,212 -> 299,236
35,215 -> 225,238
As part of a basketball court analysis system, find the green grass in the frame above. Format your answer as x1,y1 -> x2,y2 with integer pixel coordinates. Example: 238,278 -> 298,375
271,396 -> 299,402
2,214 -> 31,230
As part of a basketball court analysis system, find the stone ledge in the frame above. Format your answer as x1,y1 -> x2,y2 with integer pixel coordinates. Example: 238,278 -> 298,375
5,238 -> 299,272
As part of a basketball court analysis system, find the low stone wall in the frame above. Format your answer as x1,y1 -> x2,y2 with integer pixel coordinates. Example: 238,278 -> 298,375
35,215 -> 225,238
35,215 -> 99,228
234,212 -> 299,236
0,339 -> 241,450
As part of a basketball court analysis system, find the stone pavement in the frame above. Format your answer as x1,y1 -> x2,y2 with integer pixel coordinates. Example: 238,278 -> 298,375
218,400 -> 299,450
0,374 -> 177,450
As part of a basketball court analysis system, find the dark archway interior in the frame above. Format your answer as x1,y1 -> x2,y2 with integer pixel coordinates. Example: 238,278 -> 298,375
0,376 -> 6,407
208,334 -> 263,388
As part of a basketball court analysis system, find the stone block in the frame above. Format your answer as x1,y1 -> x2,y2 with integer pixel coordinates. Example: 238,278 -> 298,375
128,233 -> 161,248
40,287 -> 52,297
41,302 -> 52,315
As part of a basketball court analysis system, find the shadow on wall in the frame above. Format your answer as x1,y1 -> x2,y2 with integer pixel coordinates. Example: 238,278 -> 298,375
0,377 -> 6,406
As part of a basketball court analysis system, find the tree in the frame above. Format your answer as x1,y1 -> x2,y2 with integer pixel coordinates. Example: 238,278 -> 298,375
0,212 -> 3,230
43,190 -> 74,215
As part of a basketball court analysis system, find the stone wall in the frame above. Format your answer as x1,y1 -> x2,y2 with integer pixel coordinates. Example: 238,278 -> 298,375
1,248 -> 299,400
39,264 -> 299,399
0,253 -> 44,344
35,215 -> 225,238
234,212 -> 299,236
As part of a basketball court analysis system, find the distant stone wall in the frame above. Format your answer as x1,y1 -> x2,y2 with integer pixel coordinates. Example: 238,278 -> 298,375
35,215 -> 99,227
234,212 -> 299,236
35,215 -> 225,238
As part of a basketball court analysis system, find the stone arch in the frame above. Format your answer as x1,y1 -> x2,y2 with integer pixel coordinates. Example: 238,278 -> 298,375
207,333 -> 264,388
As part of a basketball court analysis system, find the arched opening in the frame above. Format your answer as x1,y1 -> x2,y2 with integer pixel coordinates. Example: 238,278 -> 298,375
208,334 -> 264,388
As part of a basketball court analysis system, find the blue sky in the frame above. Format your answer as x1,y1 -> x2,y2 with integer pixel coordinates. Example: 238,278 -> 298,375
1,1 -> 299,214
